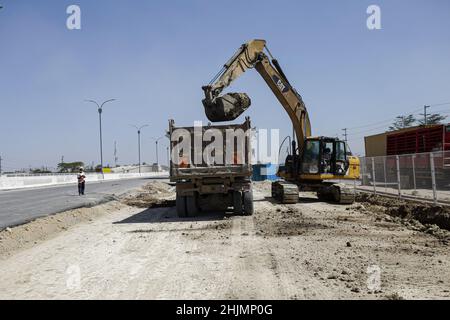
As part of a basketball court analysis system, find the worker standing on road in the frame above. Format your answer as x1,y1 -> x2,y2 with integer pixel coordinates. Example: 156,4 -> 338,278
77,167 -> 86,196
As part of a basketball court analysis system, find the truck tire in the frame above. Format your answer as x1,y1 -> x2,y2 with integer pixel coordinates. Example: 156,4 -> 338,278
233,191 -> 243,215
243,190 -> 254,216
176,194 -> 187,218
186,195 -> 198,217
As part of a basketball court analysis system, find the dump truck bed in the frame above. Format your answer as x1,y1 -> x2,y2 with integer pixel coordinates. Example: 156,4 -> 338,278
169,118 -> 252,181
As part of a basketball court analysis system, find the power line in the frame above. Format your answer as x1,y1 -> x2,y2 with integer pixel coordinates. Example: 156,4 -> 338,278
347,123 -> 393,136
344,103 -> 450,137
428,102 -> 450,108
344,101 -> 450,131
345,107 -> 423,130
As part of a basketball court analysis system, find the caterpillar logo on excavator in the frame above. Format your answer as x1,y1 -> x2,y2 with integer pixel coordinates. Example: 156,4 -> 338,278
272,75 -> 289,93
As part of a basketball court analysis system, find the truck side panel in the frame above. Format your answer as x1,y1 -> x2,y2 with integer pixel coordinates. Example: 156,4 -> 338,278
169,119 -> 252,181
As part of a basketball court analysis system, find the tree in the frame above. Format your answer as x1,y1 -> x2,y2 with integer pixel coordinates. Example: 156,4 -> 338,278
389,114 -> 416,131
57,161 -> 84,173
418,113 -> 447,126
32,168 -> 52,174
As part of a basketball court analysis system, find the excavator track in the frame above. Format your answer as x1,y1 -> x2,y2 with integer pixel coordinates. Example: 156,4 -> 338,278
336,183 -> 356,204
271,181 -> 299,204
317,183 -> 355,204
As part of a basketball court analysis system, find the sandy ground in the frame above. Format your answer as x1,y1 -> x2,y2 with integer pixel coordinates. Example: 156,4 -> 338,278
0,181 -> 449,300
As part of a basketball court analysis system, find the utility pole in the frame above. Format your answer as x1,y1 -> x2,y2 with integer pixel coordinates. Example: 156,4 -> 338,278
86,99 -> 116,179
423,105 -> 430,125
130,124 -> 149,174
0,155 -> 3,176
156,141 -> 159,166
59,156 -> 64,173
342,128 -> 348,142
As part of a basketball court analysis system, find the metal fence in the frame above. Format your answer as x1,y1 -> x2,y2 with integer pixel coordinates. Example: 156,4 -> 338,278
358,150 -> 450,205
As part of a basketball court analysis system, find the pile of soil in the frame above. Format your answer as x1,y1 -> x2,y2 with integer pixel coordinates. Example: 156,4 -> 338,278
357,193 -> 450,237
253,203 -> 325,237
253,180 -> 273,194
0,201 -> 126,258
122,181 -> 175,208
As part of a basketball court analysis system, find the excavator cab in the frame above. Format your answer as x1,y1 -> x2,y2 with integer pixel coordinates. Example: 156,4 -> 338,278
301,137 -> 349,176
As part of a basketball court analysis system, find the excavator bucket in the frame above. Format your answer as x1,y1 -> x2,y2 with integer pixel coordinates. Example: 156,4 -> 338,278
203,93 -> 251,122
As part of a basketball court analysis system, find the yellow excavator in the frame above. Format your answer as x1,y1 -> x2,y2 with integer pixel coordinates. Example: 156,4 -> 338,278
202,39 -> 360,204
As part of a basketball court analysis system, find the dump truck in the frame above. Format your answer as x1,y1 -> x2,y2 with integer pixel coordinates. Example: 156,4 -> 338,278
169,117 -> 253,217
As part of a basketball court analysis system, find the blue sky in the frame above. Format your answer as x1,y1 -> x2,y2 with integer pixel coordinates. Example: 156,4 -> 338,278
1,0 -> 450,170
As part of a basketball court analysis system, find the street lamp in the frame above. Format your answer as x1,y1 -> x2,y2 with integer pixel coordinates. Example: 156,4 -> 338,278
151,136 -> 164,168
130,124 -> 149,174
85,99 -> 116,179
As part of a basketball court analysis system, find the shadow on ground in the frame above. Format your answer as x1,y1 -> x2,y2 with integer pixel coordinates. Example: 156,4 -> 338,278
114,206 -> 230,224
255,196 -> 322,204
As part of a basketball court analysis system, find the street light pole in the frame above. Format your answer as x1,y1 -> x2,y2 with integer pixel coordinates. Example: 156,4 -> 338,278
156,140 -> 159,165
85,99 -> 116,179
130,124 -> 149,174
98,108 -> 103,175
152,136 -> 164,168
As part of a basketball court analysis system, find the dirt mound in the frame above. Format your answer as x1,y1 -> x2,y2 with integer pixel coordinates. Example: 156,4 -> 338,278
253,180 -> 273,193
0,201 -> 125,258
141,181 -> 173,193
254,205 -> 323,237
357,193 -> 450,235
122,181 -> 175,208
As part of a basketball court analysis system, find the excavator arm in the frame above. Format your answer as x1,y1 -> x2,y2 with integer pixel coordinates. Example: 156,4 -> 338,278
202,39 -> 312,149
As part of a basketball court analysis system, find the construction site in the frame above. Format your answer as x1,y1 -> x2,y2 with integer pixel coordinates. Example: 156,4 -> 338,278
1,1 -> 450,302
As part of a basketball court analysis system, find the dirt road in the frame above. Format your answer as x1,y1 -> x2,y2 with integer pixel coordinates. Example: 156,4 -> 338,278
0,181 -> 449,300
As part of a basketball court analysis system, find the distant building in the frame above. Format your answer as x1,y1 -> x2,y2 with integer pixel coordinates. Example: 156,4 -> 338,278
364,124 -> 450,157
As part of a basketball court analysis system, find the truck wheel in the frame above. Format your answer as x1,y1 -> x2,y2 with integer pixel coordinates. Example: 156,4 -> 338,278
233,191 -> 243,215
186,195 -> 198,217
243,191 -> 254,216
176,194 -> 187,218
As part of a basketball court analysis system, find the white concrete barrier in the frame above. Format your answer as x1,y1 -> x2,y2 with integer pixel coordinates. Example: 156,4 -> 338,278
0,172 -> 169,191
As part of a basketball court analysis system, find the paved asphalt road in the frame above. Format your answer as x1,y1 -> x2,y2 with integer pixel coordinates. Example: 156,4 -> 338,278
0,177 -> 161,229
